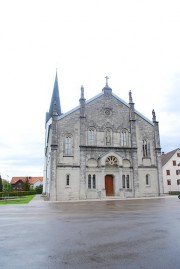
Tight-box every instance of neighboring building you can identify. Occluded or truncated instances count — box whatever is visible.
[11,177,43,191]
[161,148,180,193]
[43,73,163,201]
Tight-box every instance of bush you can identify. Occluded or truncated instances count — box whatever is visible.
[35,185,43,194]
[169,191,180,195]
[8,190,36,196]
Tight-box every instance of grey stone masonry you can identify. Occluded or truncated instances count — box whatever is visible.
[44,76,163,201]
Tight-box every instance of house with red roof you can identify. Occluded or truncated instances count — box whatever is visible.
[161,148,180,193]
[11,176,43,191]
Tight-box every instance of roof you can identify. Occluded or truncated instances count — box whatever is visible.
[46,72,61,122]
[56,91,153,125]
[11,177,43,185]
[161,148,179,166]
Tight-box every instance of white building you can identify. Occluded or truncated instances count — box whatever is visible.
[43,73,163,201]
[161,148,180,193]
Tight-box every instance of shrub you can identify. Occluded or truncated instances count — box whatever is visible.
[7,191,36,197]
[169,191,180,195]
[35,185,43,194]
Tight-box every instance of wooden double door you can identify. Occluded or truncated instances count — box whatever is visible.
[105,175,114,196]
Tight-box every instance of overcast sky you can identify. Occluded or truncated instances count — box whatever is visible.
[0,0,180,181]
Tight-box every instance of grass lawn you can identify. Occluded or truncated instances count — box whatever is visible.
[0,195,36,205]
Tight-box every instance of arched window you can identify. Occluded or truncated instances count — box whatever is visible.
[143,140,148,157]
[66,174,70,186]
[88,174,96,189]
[122,174,130,188]
[88,128,96,145]
[93,175,96,189]
[122,175,126,188]
[126,175,130,188]
[121,129,129,147]
[106,156,118,166]
[64,135,73,155]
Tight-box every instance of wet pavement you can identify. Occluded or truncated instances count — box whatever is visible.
[0,196,180,269]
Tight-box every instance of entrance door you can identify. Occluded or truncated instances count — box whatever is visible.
[105,175,114,196]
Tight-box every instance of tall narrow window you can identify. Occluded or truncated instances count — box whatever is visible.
[146,174,150,185]
[173,160,176,166]
[88,128,95,145]
[64,136,72,155]
[167,179,171,185]
[66,174,70,186]
[126,175,130,188]
[121,129,128,147]
[122,175,125,188]
[88,175,91,189]
[177,179,180,185]
[143,140,148,157]
[88,174,96,189]
[93,175,96,189]
[166,170,170,175]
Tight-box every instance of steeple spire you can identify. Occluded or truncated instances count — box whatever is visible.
[46,71,62,122]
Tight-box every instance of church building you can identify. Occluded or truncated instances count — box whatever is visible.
[43,73,163,201]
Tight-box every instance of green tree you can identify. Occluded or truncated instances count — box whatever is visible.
[25,177,30,191]
[3,179,11,192]
[35,185,43,194]
[0,175,3,192]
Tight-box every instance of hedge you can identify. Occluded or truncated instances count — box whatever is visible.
[0,190,36,198]
[168,191,180,195]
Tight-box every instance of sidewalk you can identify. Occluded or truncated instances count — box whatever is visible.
[29,194,45,204]
[29,194,173,204]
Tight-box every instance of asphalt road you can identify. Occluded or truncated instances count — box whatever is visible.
[0,196,180,269]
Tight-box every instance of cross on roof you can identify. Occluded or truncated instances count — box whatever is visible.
[105,76,109,86]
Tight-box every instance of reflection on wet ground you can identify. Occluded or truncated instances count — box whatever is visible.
[0,196,180,269]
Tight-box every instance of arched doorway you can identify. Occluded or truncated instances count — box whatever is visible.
[105,175,114,196]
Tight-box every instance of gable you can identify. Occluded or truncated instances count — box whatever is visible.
[54,91,153,128]
[161,148,179,166]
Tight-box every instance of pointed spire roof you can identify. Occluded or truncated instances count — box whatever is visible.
[49,71,61,116]
[46,71,61,122]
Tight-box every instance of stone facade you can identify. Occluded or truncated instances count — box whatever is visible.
[43,75,163,201]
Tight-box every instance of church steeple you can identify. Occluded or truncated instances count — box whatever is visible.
[46,71,62,122]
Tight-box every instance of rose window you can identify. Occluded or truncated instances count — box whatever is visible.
[106,156,118,166]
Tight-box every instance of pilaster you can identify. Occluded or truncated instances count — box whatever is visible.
[49,103,58,201]
[79,86,87,199]
[129,91,139,197]
[152,110,163,195]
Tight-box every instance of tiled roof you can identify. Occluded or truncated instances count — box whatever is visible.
[11,177,43,185]
[161,149,179,166]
